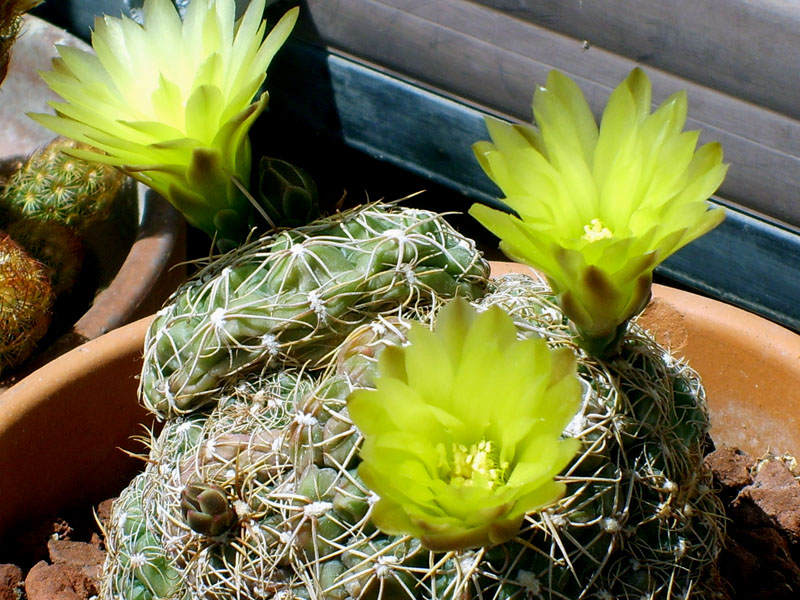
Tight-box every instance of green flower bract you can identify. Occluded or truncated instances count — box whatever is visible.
[347,299,582,551]
[31,0,297,244]
[469,68,727,355]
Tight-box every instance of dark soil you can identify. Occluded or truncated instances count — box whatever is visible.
[0,500,112,600]
[2,447,800,599]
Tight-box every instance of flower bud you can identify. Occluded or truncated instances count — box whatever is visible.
[180,482,237,537]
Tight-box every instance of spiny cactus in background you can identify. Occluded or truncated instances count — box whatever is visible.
[104,272,724,600]
[140,202,489,417]
[0,0,42,85]
[0,137,125,232]
[0,233,53,374]
[6,218,84,295]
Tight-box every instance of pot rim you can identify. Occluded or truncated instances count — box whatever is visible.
[73,185,184,340]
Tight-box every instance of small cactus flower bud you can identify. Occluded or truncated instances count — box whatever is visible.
[180,482,237,538]
[257,157,320,228]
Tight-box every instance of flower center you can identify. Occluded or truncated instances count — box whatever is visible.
[582,218,614,242]
[439,439,508,489]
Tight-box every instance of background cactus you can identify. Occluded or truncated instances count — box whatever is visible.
[0,137,125,232]
[0,233,54,374]
[140,202,489,417]
[103,270,724,600]
[0,0,42,85]
[5,218,84,295]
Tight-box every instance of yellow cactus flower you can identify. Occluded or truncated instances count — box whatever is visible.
[31,0,298,245]
[469,68,727,356]
[347,299,582,551]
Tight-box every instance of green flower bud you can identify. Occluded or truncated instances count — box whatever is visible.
[348,298,582,551]
[257,157,320,228]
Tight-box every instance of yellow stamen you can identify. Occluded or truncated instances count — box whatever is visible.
[582,218,613,242]
[443,439,508,489]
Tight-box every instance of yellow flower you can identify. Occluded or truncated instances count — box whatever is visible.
[469,68,727,356]
[31,0,298,244]
[347,299,581,551]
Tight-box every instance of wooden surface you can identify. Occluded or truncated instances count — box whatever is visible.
[472,0,800,122]
[290,0,800,229]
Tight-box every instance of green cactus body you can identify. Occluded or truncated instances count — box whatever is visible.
[0,137,125,231]
[0,233,54,374]
[104,272,723,600]
[140,202,489,417]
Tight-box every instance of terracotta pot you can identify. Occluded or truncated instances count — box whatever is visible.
[0,316,154,540]
[491,261,800,459]
[638,284,800,459]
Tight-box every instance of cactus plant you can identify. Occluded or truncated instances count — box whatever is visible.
[0,0,43,85]
[0,232,54,374]
[81,13,725,598]
[0,137,125,232]
[140,202,489,417]
[103,270,724,600]
[5,218,85,296]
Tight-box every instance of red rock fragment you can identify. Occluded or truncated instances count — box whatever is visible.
[736,459,800,542]
[705,445,754,490]
[48,539,105,584]
[0,564,24,600]
[24,561,97,600]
